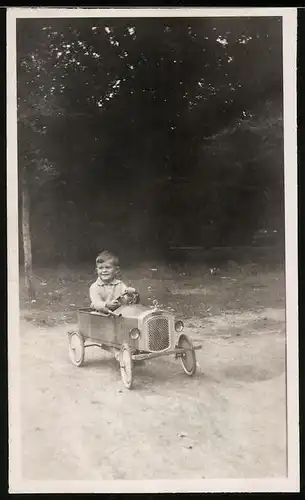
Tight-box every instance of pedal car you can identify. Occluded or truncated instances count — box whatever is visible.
[67,292,202,389]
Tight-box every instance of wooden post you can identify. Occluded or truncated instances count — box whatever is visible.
[22,172,36,300]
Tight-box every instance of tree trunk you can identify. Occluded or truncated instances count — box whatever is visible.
[22,174,36,300]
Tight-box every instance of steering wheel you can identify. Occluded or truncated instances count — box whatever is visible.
[116,290,140,305]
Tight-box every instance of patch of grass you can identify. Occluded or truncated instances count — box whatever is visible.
[19,262,285,328]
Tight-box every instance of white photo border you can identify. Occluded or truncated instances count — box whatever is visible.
[7,7,299,494]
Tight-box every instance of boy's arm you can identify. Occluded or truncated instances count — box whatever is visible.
[116,282,128,304]
[89,283,108,312]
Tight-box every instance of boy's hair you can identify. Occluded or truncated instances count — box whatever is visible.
[96,250,119,267]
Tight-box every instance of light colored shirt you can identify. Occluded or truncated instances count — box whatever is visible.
[89,278,128,311]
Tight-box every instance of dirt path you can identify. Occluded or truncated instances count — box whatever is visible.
[20,306,286,481]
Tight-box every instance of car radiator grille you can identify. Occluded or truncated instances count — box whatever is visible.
[147,317,170,351]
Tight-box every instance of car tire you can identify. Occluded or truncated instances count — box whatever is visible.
[119,343,134,389]
[68,331,85,367]
[178,333,197,376]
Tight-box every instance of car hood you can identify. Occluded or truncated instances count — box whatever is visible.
[116,304,169,320]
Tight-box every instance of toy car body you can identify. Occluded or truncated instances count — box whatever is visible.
[68,300,202,389]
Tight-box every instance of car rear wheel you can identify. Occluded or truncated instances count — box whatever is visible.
[178,334,196,376]
[68,331,85,367]
[119,343,133,389]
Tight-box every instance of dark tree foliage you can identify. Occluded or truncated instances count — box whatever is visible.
[17,16,284,265]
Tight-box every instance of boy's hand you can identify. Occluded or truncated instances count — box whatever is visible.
[126,286,136,295]
[106,299,120,310]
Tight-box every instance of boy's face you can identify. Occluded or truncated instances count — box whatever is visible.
[96,260,117,283]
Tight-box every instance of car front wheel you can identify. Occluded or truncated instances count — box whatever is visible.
[119,343,133,389]
[178,334,197,376]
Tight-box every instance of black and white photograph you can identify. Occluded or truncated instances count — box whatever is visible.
[7,7,299,494]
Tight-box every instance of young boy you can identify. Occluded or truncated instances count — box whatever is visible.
[89,250,139,313]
